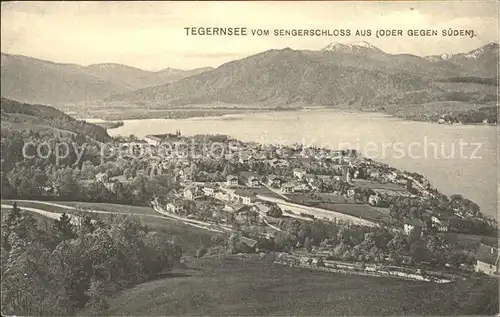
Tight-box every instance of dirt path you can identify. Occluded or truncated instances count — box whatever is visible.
[9,200,169,219]
[1,203,86,225]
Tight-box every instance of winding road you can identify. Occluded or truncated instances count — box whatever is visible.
[1,200,168,225]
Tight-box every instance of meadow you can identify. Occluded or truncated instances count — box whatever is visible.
[2,201,498,316]
[105,256,498,316]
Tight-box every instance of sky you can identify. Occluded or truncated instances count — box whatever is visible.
[1,1,498,71]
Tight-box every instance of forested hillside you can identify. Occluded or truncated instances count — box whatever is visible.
[1,98,111,142]
[1,203,183,315]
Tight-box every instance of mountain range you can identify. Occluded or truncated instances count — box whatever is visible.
[1,42,498,108]
[0,53,212,105]
[109,42,498,107]
[110,47,433,107]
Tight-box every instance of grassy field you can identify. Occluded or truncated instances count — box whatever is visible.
[351,179,407,191]
[105,256,498,316]
[1,200,217,255]
[281,193,391,224]
[53,201,160,216]
[317,203,392,224]
[248,187,283,199]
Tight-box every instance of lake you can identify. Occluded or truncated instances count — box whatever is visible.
[102,110,498,219]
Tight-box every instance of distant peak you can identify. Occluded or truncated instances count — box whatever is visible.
[322,41,382,53]
[440,53,455,60]
[86,63,145,71]
[322,42,346,50]
[463,42,499,59]
[89,63,122,68]
[349,41,376,48]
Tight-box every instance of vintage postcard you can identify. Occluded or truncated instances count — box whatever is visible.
[1,1,498,316]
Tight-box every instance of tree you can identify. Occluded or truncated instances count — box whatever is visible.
[316,257,325,267]
[53,213,76,243]
[210,234,225,246]
[55,172,80,200]
[1,240,61,316]
[6,202,22,227]
[304,237,312,253]
[3,204,39,247]
[469,202,480,217]
[83,278,108,316]
[50,239,93,310]
[196,247,207,258]
[408,226,422,245]
[266,205,283,218]
[80,216,95,235]
[1,172,15,198]
[227,232,242,254]
[221,164,233,178]
[410,239,428,263]
[449,194,463,206]
[387,232,409,255]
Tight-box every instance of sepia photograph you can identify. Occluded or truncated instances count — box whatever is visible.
[0,1,499,316]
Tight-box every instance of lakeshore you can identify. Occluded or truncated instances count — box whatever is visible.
[102,109,498,219]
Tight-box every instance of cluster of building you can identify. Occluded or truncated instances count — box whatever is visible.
[87,133,500,277]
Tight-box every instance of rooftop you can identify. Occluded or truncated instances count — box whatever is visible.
[475,243,499,265]
[240,236,258,248]
[239,171,261,179]
[145,135,162,142]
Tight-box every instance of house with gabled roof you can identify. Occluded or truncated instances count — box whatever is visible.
[226,175,239,188]
[183,185,200,201]
[474,243,499,276]
[431,215,452,232]
[403,219,422,236]
[240,236,258,249]
[95,172,109,183]
[267,174,282,188]
[239,152,254,164]
[293,168,307,179]
[281,181,296,193]
[232,189,257,205]
[239,171,262,188]
[144,135,162,146]
[202,183,219,197]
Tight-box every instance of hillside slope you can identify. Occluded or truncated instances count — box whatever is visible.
[110,48,433,107]
[0,97,110,142]
[109,42,497,108]
[1,53,130,105]
[105,256,499,316]
[311,42,465,78]
[86,63,213,90]
[425,42,499,78]
[0,53,212,105]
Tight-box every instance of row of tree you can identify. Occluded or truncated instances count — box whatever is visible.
[241,218,476,269]
[1,204,183,315]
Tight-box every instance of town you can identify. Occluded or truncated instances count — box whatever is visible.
[44,131,496,282]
